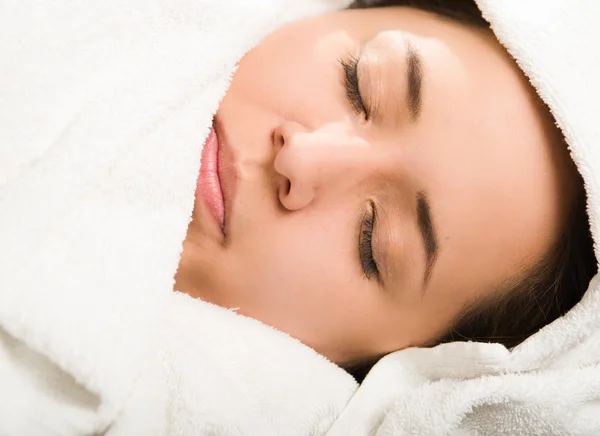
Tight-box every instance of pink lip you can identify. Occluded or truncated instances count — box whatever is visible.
[196,117,237,238]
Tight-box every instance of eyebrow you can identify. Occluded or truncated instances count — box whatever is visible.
[416,192,439,290]
[406,41,424,121]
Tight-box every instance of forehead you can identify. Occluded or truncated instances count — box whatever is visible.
[391,11,572,303]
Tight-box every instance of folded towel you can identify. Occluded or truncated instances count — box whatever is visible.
[108,292,357,436]
[327,0,600,434]
[0,0,357,435]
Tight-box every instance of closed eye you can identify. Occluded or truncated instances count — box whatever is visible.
[359,201,379,280]
[340,53,369,120]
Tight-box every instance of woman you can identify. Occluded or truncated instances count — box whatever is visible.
[3,0,598,433]
[174,0,597,378]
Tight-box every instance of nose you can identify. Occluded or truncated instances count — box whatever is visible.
[273,121,369,211]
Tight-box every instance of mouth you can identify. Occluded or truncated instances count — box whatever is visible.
[196,115,237,240]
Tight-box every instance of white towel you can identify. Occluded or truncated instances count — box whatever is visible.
[327,1,600,435]
[0,0,358,435]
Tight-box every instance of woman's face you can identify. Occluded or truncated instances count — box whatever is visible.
[174,7,575,364]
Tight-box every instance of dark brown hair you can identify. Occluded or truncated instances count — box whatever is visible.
[350,0,488,26]
[346,0,598,383]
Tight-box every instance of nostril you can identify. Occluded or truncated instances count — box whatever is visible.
[273,126,285,153]
[284,179,291,196]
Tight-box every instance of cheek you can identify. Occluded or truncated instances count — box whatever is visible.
[228,24,353,124]
[242,213,352,296]
[229,212,367,326]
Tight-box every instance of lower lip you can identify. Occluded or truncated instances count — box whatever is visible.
[197,124,225,232]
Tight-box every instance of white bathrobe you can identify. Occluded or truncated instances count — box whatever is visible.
[1,0,600,435]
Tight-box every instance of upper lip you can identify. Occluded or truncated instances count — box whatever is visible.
[214,115,237,239]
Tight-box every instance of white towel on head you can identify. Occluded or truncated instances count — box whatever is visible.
[0,0,358,435]
[327,0,600,435]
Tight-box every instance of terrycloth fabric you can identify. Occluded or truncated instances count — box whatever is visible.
[0,0,357,435]
[327,1,600,435]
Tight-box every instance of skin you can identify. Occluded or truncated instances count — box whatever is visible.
[174,7,577,365]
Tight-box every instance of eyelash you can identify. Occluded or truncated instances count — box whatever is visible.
[359,202,379,280]
[339,54,369,120]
